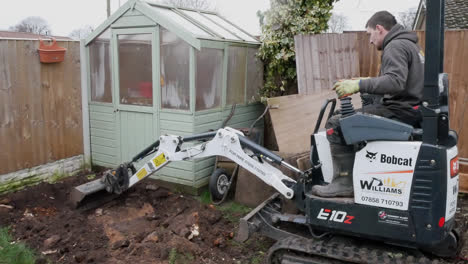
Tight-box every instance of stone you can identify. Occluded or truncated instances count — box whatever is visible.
[145,184,159,191]
[167,212,198,238]
[95,209,103,217]
[0,198,11,204]
[143,231,159,243]
[43,235,61,249]
[145,213,160,221]
[111,239,130,250]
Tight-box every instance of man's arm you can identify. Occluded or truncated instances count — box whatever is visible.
[359,44,410,95]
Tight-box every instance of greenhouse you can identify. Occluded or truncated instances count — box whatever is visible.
[83,0,264,190]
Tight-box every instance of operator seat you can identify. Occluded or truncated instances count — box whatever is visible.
[339,113,414,145]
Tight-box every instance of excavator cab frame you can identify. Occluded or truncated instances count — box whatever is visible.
[237,0,461,261]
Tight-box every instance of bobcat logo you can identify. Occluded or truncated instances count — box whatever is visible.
[366,151,378,162]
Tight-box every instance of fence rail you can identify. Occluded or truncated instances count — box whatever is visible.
[0,39,83,175]
[295,30,468,159]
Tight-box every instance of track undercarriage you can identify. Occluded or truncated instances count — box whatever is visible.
[237,193,460,264]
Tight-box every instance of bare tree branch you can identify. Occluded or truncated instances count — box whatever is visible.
[398,7,417,30]
[327,13,348,33]
[9,16,51,35]
[69,25,94,40]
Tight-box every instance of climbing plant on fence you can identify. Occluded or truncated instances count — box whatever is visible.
[258,0,337,98]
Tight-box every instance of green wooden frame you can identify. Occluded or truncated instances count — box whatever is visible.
[135,1,201,50]
[85,0,260,48]
[111,27,160,164]
[86,35,114,107]
[112,27,158,113]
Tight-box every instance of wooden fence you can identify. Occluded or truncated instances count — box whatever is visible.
[294,33,360,94]
[295,30,468,159]
[0,39,83,175]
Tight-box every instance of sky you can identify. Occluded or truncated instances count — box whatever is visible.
[0,0,420,37]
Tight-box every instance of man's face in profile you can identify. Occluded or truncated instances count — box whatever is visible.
[366,24,386,51]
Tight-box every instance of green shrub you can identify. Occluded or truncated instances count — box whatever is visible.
[0,227,36,264]
[258,0,337,97]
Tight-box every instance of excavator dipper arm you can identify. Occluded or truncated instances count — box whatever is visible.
[128,127,296,198]
[71,127,297,208]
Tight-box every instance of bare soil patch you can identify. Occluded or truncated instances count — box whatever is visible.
[0,173,467,263]
[0,173,272,264]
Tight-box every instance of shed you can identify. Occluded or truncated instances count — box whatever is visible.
[82,0,264,190]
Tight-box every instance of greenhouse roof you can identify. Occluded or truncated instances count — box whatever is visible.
[85,0,260,48]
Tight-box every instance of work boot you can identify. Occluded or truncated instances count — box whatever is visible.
[311,144,355,197]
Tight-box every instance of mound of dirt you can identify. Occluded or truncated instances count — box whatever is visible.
[0,174,272,263]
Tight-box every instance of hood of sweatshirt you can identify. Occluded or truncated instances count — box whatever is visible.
[382,24,418,49]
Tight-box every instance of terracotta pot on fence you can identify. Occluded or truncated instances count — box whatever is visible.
[38,38,66,63]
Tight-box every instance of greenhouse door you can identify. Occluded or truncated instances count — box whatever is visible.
[112,28,159,164]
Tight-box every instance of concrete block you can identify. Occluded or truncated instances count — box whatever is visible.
[0,155,84,193]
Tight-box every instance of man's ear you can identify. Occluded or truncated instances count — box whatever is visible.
[375,24,385,33]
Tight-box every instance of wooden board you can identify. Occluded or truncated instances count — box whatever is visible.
[458,162,467,193]
[234,152,308,207]
[461,162,468,173]
[460,173,468,193]
[266,92,362,154]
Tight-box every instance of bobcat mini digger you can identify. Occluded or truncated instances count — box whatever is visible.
[71,0,461,262]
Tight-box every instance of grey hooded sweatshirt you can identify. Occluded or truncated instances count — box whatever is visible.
[359,24,425,111]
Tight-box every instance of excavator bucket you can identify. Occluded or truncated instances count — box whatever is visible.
[69,178,108,208]
[71,165,133,210]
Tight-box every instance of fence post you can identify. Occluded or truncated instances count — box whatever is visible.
[80,40,91,167]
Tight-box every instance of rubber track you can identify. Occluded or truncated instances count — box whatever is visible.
[268,235,445,264]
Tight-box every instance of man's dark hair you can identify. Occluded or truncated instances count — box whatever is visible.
[365,11,397,31]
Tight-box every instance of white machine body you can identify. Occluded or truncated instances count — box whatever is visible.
[445,146,459,221]
[353,141,422,211]
[314,131,333,183]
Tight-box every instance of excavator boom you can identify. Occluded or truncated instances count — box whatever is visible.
[71,127,298,208]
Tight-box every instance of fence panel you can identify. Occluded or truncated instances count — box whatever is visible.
[294,33,360,94]
[0,39,83,175]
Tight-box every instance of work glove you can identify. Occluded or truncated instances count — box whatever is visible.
[333,78,369,98]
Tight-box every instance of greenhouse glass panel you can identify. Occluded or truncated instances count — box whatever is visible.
[226,46,246,105]
[151,6,212,38]
[195,48,223,111]
[204,14,258,42]
[118,34,153,106]
[181,10,240,40]
[246,47,263,103]
[89,28,112,103]
[160,27,190,110]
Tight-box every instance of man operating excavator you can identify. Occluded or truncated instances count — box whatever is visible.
[311,11,425,198]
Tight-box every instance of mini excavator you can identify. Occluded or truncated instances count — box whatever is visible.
[71,0,462,262]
